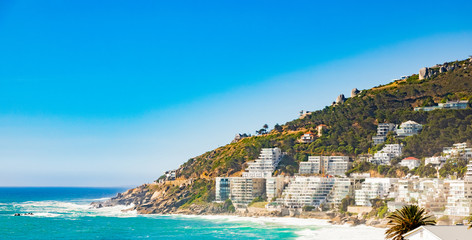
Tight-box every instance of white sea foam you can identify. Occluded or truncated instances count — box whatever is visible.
[13,201,137,218]
[172,214,333,226]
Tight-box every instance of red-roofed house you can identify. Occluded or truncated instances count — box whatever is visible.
[400,157,420,170]
[300,131,315,143]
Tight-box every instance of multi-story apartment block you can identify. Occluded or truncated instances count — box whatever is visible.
[466,159,472,181]
[418,179,448,214]
[327,178,355,205]
[372,123,396,145]
[369,144,403,165]
[215,177,231,202]
[395,179,420,203]
[355,178,398,206]
[444,180,472,217]
[279,176,336,208]
[265,176,286,200]
[299,156,349,176]
[229,178,266,207]
[242,148,282,178]
[395,120,423,137]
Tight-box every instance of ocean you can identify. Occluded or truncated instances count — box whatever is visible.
[0,187,385,239]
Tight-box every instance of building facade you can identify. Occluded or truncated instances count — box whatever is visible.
[242,148,282,178]
[229,178,266,207]
[299,156,349,176]
[355,178,398,206]
[369,144,403,165]
[279,176,336,208]
[400,157,421,170]
[372,123,396,145]
[215,177,231,202]
[395,120,423,137]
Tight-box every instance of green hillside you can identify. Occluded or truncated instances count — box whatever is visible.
[135,57,472,212]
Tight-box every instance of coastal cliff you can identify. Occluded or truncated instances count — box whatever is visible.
[93,57,472,225]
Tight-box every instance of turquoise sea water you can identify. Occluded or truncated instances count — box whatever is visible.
[0,187,384,239]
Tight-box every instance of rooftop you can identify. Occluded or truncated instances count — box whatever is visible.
[403,225,472,240]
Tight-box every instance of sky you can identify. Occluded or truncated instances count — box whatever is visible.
[1,0,472,186]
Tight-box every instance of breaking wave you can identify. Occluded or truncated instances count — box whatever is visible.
[10,200,137,218]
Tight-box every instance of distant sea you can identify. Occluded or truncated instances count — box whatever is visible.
[0,187,384,239]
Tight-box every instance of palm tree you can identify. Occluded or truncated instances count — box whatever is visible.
[385,205,436,240]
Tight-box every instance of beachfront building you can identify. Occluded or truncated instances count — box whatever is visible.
[242,148,282,178]
[414,100,469,111]
[229,178,266,207]
[369,144,403,165]
[299,156,350,176]
[327,178,355,206]
[400,157,421,170]
[372,123,396,145]
[265,176,286,200]
[395,120,423,137]
[355,178,398,206]
[215,177,231,202]
[279,176,336,208]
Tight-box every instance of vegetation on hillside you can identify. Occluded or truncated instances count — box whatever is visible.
[171,58,472,205]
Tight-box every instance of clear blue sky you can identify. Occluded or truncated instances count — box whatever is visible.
[1,0,472,186]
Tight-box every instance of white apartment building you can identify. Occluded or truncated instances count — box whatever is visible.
[400,157,421,170]
[425,156,447,167]
[299,156,349,176]
[355,178,398,206]
[279,176,336,208]
[265,176,286,200]
[369,144,403,165]
[444,180,472,217]
[443,142,472,160]
[215,177,231,202]
[466,160,472,181]
[377,123,396,136]
[229,178,266,207]
[242,148,282,178]
[372,123,396,145]
[395,120,423,137]
[418,179,448,214]
[395,179,420,203]
[327,178,354,205]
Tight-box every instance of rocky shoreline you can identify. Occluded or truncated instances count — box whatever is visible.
[90,184,389,229]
